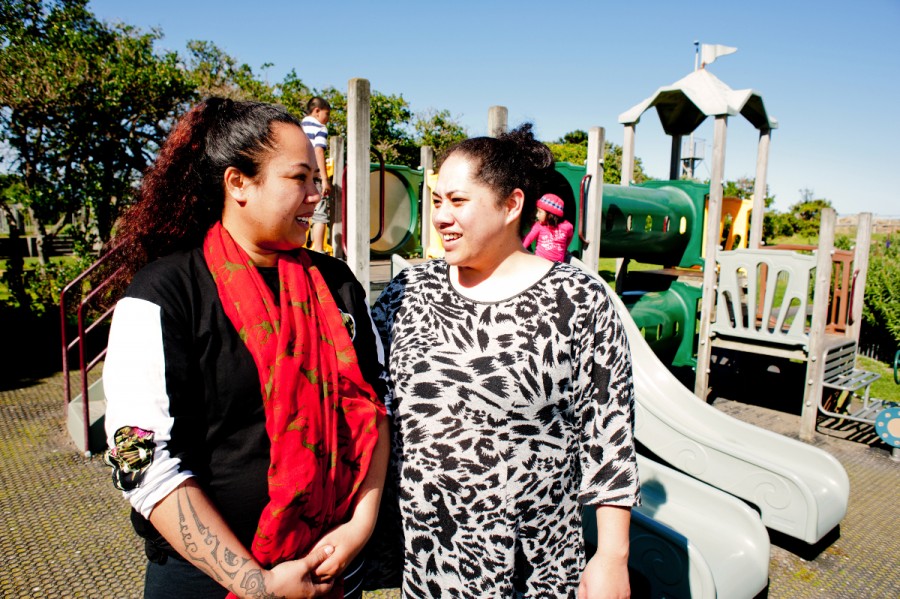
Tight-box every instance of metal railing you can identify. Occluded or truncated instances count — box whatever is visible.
[59,247,121,454]
[370,150,386,244]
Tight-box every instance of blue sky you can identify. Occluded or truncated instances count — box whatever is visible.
[88,0,900,217]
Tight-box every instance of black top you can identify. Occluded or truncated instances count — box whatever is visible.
[116,248,386,558]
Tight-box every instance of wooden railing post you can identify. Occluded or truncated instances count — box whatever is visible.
[847,212,872,346]
[488,106,508,138]
[347,78,371,297]
[583,127,605,274]
[800,208,836,440]
[749,129,771,249]
[694,115,728,400]
[420,146,434,258]
[329,135,345,260]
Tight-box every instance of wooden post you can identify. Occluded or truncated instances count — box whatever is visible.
[621,124,636,186]
[420,146,435,259]
[749,128,771,249]
[669,134,683,180]
[329,135,345,261]
[616,124,637,281]
[584,127,605,274]
[800,208,836,441]
[847,212,872,346]
[347,78,371,297]
[694,116,728,400]
[488,106,508,137]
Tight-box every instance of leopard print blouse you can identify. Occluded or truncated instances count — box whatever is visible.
[372,259,640,598]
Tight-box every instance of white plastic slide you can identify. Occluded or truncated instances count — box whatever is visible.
[569,257,850,544]
[390,255,770,598]
[585,455,770,599]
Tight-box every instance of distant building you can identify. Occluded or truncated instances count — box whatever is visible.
[835,214,900,236]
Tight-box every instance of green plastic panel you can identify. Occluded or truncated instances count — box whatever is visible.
[634,180,709,269]
[369,163,422,256]
[549,165,706,268]
[624,281,702,369]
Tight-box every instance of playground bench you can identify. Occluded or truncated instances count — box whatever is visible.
[821,340,881,414]
[819,339,900,459]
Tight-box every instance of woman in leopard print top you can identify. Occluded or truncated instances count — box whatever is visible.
[372,124,640,598]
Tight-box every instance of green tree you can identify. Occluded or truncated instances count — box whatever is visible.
[181,45,465,171]
[788,189,832,239]
[0,0,194,258]
[369,91,415,164]
[561,130,588,145]
[762,212,796,243]
[547,131,648,185]
[0,174,28,305]
[603,142,649,185]
[310,89,414,164]
[414,109,467,159]
[274,69,313,118]
[184,40,273,102]
[861,240,900,352]
[308,89,467,169]
[723,177,756,200]
[546,141,587,166]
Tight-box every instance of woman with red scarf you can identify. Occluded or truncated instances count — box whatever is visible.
[102,99,388,599]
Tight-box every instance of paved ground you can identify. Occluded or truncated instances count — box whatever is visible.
[1,369,897,598]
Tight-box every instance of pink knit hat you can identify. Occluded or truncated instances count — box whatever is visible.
[536,193,565,217]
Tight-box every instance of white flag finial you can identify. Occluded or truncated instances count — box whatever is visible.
[701,44,738,68]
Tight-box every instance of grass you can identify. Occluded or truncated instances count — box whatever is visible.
[856,355,900,402]
[598,257,665,284]
[0,256,79,302]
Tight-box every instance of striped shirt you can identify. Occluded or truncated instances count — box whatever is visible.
[301,116,328,150]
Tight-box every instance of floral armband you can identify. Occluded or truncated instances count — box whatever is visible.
[103,426,156,492]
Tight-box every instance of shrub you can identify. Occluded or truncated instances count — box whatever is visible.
[860,240,900,358]
[2,256,95,316]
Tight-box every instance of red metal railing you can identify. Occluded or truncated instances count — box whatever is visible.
[370,150,386,243]
[59,248,121,454]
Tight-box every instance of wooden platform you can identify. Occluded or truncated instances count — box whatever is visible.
[711,331,850,361]
[637,267,703,280]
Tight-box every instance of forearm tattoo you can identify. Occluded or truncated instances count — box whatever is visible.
[239,569,278,598]
[175,487,282,598]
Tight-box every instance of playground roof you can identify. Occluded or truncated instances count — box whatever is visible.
[618,69,778,135]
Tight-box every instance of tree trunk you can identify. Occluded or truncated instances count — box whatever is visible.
[95,196,112,244]
[34,222,48,265]
[34,212,72,263]
[1,204,28,307]
[30,207,57,265]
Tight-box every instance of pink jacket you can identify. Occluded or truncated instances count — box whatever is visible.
[522,220,574,262]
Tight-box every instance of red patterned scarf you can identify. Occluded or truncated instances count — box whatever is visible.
[203,222,384,572]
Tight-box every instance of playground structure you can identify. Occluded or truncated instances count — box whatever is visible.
[58,72,899,598]
[320,72,899,451]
